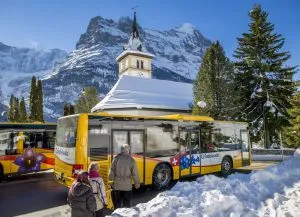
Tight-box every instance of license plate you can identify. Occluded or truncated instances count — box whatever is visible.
[56,173,61,180]
[56,173,63,181]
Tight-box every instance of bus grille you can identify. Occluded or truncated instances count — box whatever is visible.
[90,148,108,161]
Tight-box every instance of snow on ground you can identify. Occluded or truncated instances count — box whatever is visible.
[110,150,300,217]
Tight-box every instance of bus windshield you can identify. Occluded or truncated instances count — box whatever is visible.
[56,116,78,148]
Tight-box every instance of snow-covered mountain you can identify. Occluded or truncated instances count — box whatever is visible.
[0,42,67,73]
[0,42,67,118]
[41,16,211,120]
[1,16,211,120]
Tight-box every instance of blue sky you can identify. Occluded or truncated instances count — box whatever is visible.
[1,0,299,79]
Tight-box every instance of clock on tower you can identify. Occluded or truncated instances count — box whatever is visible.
[137,72,144,77]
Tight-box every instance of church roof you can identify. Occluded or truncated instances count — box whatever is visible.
[91,75,193,112]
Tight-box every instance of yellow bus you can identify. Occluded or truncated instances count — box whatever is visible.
[54,113,251,201]
[0,122,56,181]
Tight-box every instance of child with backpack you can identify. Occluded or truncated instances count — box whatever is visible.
[88,162,108,217]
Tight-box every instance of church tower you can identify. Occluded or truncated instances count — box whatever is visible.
[116,12,154,79]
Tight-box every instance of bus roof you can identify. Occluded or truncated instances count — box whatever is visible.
[0,122,56,125]
[0,122,56,130]
[59,112,249,124]
[83,112,214,122]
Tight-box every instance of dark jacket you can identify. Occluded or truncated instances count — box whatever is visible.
[67,183,97,217]
[109,152,140,191]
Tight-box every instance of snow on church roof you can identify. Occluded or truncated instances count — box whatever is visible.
[91,75,193,112]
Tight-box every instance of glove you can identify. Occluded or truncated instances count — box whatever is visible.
[134,183,140,189]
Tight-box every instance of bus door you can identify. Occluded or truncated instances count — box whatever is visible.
[88,124,111,183]
[112,130,145,184]
[179,129,200,177]
[240,130,251,166]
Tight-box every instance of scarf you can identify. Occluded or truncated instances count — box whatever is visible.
[89,170,100,178]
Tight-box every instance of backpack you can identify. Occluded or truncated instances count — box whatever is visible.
[91,180,105,210]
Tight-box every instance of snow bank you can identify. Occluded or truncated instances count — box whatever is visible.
[110,151,300,217]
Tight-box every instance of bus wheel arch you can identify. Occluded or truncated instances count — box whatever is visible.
[152,162,173,189]
[221,156,233,177]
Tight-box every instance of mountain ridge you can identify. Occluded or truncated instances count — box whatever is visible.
[1,15,212,121]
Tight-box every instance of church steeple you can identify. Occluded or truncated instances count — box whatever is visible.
[132,11,139,38]
[116,11,154,79]
[123,11,142,51]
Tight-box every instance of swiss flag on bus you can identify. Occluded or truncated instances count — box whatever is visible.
[170,152,187,167]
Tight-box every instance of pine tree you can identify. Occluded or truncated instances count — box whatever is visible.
[282,91,300,148]
[36,79,44,122]
[63,103,75,116]
[193,41,237,120]
[14,97,20,122]
[63,104,69,116]
[75,87,99,113]
[8,95,15,122]
[69,104,75,115]
[29,76,37,122]
[234,5,296,147]
[19,97,27,122]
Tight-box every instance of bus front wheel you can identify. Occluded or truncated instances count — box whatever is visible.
[152,163,172,189]
[221,156,232,177]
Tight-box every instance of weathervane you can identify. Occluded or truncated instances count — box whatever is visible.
[131,5,139,12]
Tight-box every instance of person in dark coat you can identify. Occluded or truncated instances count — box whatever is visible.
[67,171,97,217]
[109,144,140,209]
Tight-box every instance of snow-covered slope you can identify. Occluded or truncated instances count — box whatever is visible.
[0,42,67,73]
[0,42,67,118]
[41,16,211,120]
[110,150,300,217]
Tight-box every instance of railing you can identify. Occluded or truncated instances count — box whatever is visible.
[251,148,296,161]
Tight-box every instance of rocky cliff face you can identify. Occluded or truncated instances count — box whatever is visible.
[41,16,211,120]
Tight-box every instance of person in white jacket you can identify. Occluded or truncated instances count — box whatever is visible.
[88,162,107,217]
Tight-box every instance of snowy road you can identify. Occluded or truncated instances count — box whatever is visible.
[0,172,169,217]
[0,157,298,217]
[0,172,68,217]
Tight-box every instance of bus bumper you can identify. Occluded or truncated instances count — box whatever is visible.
[54,171,73,187]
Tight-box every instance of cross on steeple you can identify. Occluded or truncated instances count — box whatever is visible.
[132,11,139,38]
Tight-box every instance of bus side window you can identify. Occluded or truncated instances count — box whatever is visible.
[130,131,143,155]
[44,131,55,149]
[24,132,39,148]
[4,132,17,155]
[112,131,128,155]
[0,132,8,156]
[36,133,43,148]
